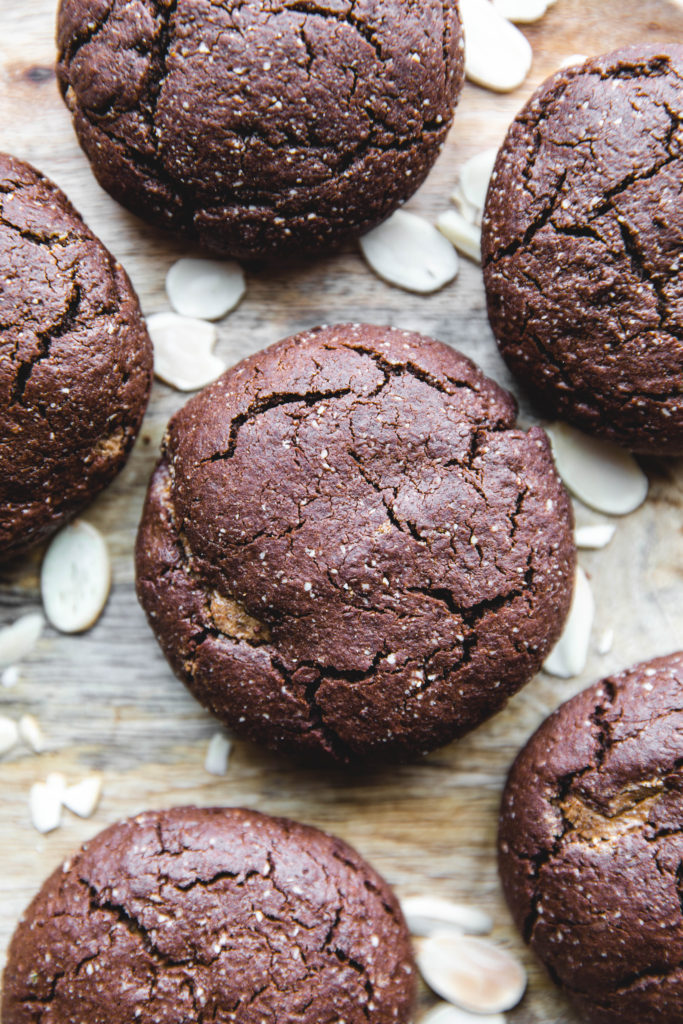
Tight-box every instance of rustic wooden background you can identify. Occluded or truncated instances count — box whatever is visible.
[1,1,683,1019]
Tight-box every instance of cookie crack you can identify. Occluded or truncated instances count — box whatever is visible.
[199,386,352,465]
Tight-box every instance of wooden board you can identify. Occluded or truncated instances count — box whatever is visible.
[1,1,683,1019]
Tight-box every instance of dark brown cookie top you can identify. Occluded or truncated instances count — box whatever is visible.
[56,0,464,259]
[0,152,152,562]
[499,651,683,1024]
[136,323,575,762]
[2,806,416,1024]
[482,44,683,455]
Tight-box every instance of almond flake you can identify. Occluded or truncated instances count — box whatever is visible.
[543,566,594,679]
[574,524,616,549]
[401,896,493,937]
[546,422,648,515]
[360,210,459,293]
[460,0,532,92]
[492,0,548,22]
[19,713,46,753]
[417,931,527,1014]
[437,209,482,263]
[204,732,232,776]
[0,716,19,756]
[41,520,111,634]
[0,613,44,669]
[63,776,103,818]
[148,312,226,392]
[459,149,499,215]
[29,773,66,834]
[421,1002,506,1024]
[166,257,246,321]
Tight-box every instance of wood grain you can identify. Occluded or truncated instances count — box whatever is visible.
[1,1,683,1020]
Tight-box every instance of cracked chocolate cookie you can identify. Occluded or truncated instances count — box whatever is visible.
[56,0,464,260]
[0,153,152,563]
[499,651,683,1024]
[482,44,683,455]
[135,323,575,762]
[2,806,416,1024]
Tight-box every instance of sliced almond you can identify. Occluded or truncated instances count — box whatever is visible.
[597,628,614,655]
[421,1002,506,1024]
[0,715,19,756]
[559,52,589,69]
[204,732,232,776]
[492,0,548,23]
[360,210,459,294]
[1,665,20,688]
[0,613,44,669]
[417,932,527,1014]
[574,523,616,549]
[29,773,66,834]
[41,520,111,634]
[436,209,482,263]
[148,312,226,392]
[166,257,246,321]
[460,0,533,92]
[401,896,493,937]
[63,776,102,818]
[545,422,648,515]
[19,713,46,753]
[450,183,480,226]
[543,566,594,679]
[459,148,499,218]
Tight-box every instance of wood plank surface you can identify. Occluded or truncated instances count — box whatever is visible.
[1,1,683,1020]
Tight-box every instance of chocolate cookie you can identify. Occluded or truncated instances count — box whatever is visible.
[2,806,416,1024]
[136,323,575,762]
[56,0,464,260]
[499,651,683,1024]
[0,153,152,562]
[482,45,683,454]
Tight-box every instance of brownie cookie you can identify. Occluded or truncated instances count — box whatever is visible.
[136,323,575,762]
[0,153,152,562]
[2,806,416,1024]
[482,45,683,454]
[56,0,464,260]
[499,651,683,1024]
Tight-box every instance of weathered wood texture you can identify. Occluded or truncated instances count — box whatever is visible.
[1,1,683,1020]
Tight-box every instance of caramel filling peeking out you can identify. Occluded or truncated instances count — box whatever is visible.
[559,780,666,843]
[210,592,271,644]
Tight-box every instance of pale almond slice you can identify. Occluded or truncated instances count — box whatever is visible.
[148,312,226,392]
[63,775,102,818]
[574,524,617,549]
[0,715,19,756]
[492,0,548,23]
[41,521,111,634]
[543,566,594,679]
[450,183,480,226]
[1,665,20,688]
[29,773,66,834]
[597,628,614,656]
[0,612,44,669]
[19,713,46,753]
[360,210,459,294]
[166,257,246,321]
[559,52,588,69]
[401,896,493,937]
[459,148,499,217]
[460,0,532,92]
[436,209,482,264]
[421,1002,506,1024]
[545,422,648,515]
[204,732,232,776]
[417,932,527,1014]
